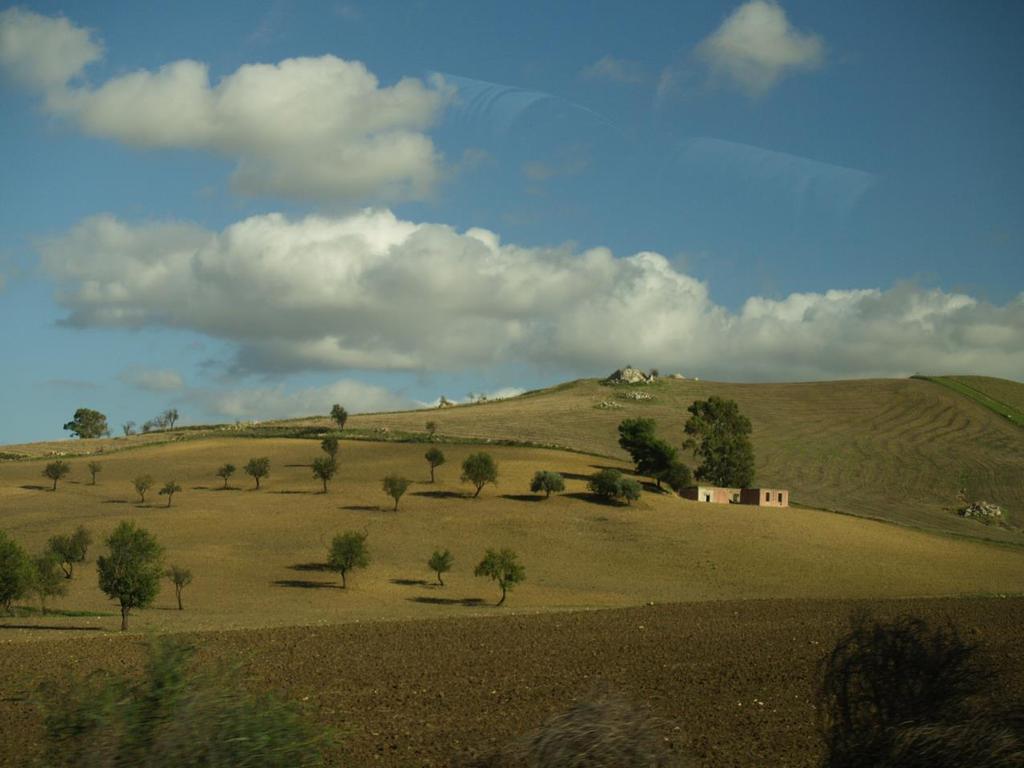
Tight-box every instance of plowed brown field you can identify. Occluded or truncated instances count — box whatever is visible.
[2,597,1023,767]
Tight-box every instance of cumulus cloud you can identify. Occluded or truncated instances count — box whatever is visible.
[581,55,646,85]
[0,8,448,201]
[198,379,417,421]
[120,368,185,392]
[696,0,824,95]
[37,209,1024,383]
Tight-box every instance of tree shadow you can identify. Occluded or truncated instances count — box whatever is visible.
[102,499,130,504]
[412,490,466,499]
[341,504,382,512]
[500,494,546,503]
[564,492,627,507]
[390,578,431,586]
[270,579,340,590]
[0,624,102,632]
[270,490,315,495]
[284,463,313,468]
[558,472,592,482]
[288,563,333,573]
[19,484,49,491]
[408,596,486,607]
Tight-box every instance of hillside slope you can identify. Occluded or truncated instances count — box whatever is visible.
[333,377,1024,543]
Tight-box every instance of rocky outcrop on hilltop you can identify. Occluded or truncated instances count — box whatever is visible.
[603,366,656,385]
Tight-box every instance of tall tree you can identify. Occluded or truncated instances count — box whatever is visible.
[162,408,179,428]
[62,408,109,439]
[330,404,348,430]
[0,532,32,614]
[97,521,163,631]
[683,397,755,487]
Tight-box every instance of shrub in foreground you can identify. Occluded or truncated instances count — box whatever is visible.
[36,636,326,767]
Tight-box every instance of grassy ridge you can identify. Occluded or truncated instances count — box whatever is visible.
[914,375,1024,427]
[332,377,1024,543]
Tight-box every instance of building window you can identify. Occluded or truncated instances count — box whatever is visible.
[705,494,711,502]
[778,492,783,502]
[765,492,770,502]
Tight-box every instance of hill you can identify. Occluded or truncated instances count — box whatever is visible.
[315,376,1024,544]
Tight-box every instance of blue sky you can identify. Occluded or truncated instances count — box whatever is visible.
[1,0,1022,444]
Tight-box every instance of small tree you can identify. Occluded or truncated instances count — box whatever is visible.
[588,468,624,501]
[133,475,154,503]
[162,408,179,429]
[461,452,498,498]
[245,457,270,489]
[86,461,102,485]
[312,457,337,494]
[63,408,109,439]
[122,421,137,437]
[164,565,193,610]
[43,460,71,491]
[97,521,163,631]
[620,477,642,505]
[474,548,525,606]
[530,470,565,499]
[216,463,236,489]
[383,474,411,511]
[424,447,446,482]
[0,532,32,614]
[159,480,182,507]
[321,435,340,459]
[330,404,348,430]
[327,531,369,589]
[30,553,67,612]
[47,526,92,578]
[428,548,454,586]
[425,420,438,440]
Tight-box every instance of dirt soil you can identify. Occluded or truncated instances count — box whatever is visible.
[2,596,1022,767]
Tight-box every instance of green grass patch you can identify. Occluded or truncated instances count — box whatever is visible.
[10,606,114,618]
[913,376,1024,428]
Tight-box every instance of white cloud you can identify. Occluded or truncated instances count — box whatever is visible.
[198,379,417,421]
[0,9,448,201]
[696,1,824,95]
[38,209,1024,383]
[120,368,185,392]
[581,55,646,85]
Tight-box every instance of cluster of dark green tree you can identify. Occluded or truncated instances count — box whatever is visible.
[617,396,756,493]
[63,407,184,439]
[327,532,524,606]
[1,523,191,631]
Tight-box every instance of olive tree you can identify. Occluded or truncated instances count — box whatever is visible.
[0,532,32,614]
[47,526,92,578]
[133,474,154,503]
[424,447,446,482]
[164,565,193,610]
[428,549,454,586]
[87,461,102,485]
[63,408,109,439]
[30,553,67,612]
[245,457,270,489]
[330,404,348,430]
[382,474,411,511]
[530,470,565,498]
[327,531,369,589]
[321,435,340,459]
[474,548,525,606]
[159,480,182,507]
[97,521,163,631]
[43,460,71,491]
[461,452,498,498]
[216,463,236,489]
[588,469,642,505]
[312,457,337,494]
[425,420,438,440]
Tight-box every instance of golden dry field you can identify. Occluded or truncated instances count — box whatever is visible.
[321,376,1024,543]
[1,437,1022,641]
